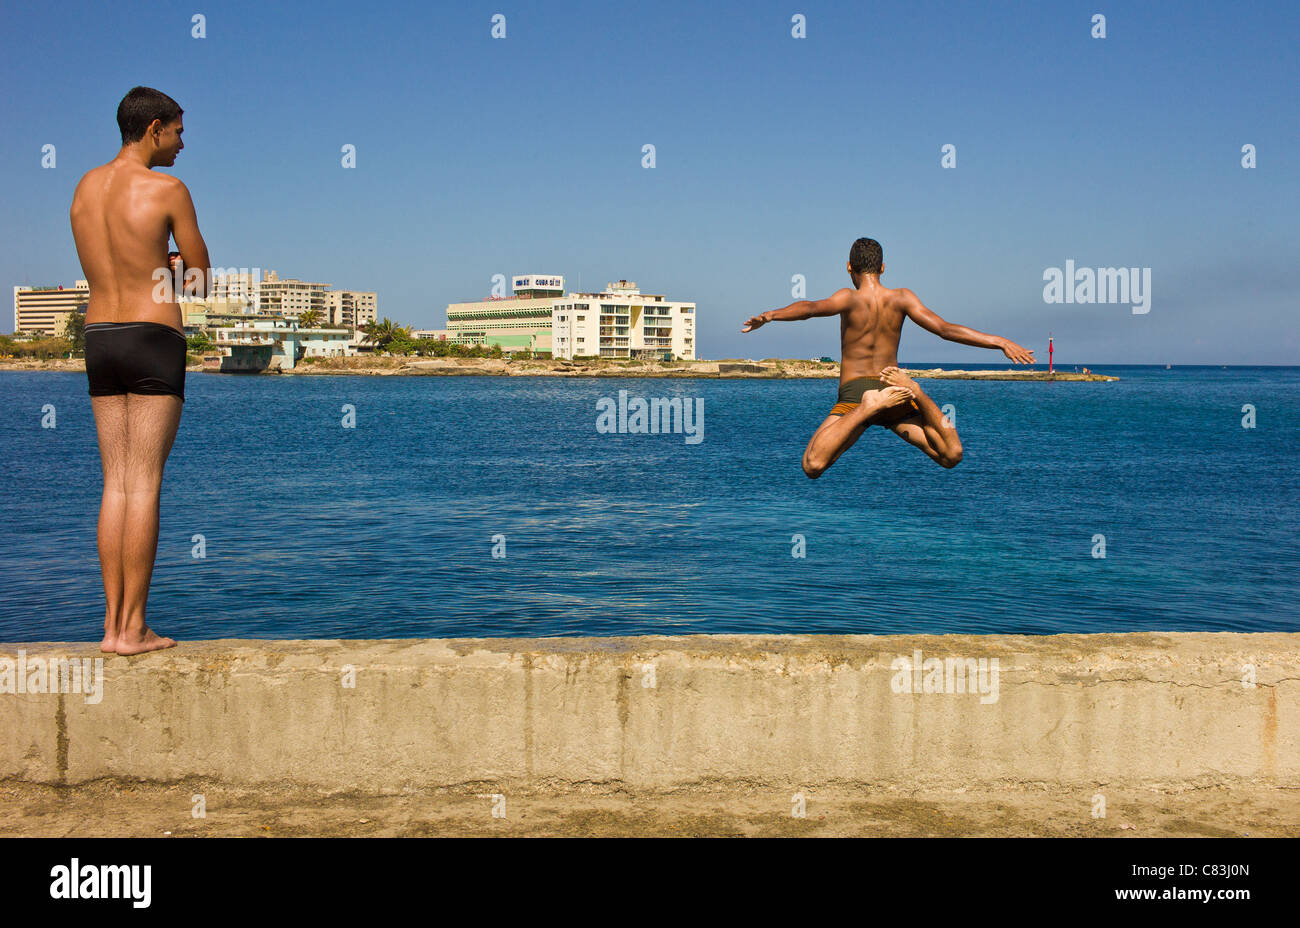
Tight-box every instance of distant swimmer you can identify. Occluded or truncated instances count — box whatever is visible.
[742,237,1034,478]
[69,87,211,654]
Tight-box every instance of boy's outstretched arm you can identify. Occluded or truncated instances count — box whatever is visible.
[900,288,1035,363]
[742,288,853,332]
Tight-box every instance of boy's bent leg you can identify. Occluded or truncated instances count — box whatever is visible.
[802,385,914,478]
[117,393,183,655]
[880,368,963,468]
[887,415,962,467]
[91,395,129,651]
[802,414,870,479]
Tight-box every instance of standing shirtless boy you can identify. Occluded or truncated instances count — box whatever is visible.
[69,86,210,653]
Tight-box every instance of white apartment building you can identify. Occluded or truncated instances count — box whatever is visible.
[553,280,694,360]
[442,275,696,359]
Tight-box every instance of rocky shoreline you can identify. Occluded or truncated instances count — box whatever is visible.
[0,356,1119,381]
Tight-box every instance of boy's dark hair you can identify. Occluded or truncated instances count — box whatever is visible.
[849,237,883,275]
[116,86,184,144]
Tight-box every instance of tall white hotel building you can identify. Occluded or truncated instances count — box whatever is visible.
[431,275,696,360]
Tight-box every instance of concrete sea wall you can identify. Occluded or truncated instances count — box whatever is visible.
[1,634,1295,792]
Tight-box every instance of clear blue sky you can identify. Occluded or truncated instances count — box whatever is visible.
[2,0,1296,362]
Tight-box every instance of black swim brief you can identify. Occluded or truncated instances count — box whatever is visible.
[85,321,187,402]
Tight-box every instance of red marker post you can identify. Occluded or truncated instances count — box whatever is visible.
[1048,335,1054,374]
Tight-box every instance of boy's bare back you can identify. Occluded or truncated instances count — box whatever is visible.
[69,159,203,333]
[835,283,913,382]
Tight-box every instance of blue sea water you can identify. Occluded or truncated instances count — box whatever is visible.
[1,365,1297,640]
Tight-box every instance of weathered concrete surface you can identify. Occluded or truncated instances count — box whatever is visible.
[2,635,1295,796]
[3,779,1292,837]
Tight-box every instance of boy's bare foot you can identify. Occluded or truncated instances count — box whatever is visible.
[879,366,919,392]
[859,384,915,417]
[101,618,118,653]
[880,384,914,407]
[115,628,177,656]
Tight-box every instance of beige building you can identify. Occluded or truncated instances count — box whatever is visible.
[257,270,330,321]
[181,299,264,328]
[13,281,90,336]
[442,275,696,359]
[209,271,261,311]
[12,267,379,336]
[208,270,376,326]
[325,289,378,328]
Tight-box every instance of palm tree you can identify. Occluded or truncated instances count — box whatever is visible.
[299,308,322,328]
[360,319,384,348]
[361,317,405,351]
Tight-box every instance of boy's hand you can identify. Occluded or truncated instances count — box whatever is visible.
[742,311,769,333]
[1000,339,1035,364]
